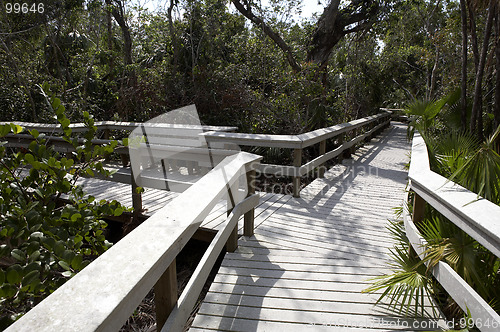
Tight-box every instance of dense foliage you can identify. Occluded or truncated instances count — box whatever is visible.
[1,0,497,136]
[0,87,128,328]
[1,0,500,328]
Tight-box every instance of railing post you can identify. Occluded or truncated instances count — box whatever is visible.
[131,170,143,218]
[350,129,358,155]
[412,193,426,225]
[154,259,178,331]
[226,218,238,252]
[292,148,302,198]
[410,192,426,257]
[318,140,326,178]
[244,169,256,237]
[226,180,239,252]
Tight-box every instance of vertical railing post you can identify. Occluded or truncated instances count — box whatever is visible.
[244,169,256,237]
[349,128,358,155]
[318,140,326,178]
[154,259,178,331]
[131,169,143,219]
[409,192,426,257]
[292,148,302,198]
[226,180,239,252]
[412,193,426,225]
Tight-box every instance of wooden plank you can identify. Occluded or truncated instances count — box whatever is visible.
[409,133,500,258]
[195,303,443,330]
[6,152,261,332]
[404,201,500,332]
[162,194,259,332]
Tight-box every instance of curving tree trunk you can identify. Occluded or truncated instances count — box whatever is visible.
[231,0,378,83]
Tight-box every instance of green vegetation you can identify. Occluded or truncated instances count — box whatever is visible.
[1,0,500,329]
[364,95,500,328]
[0,86,128,328]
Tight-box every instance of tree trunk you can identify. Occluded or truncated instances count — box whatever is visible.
[230,0,301,73]
[168,0,179,72]
[467,1,480,71]
[429,47,439,100]
[231,0,378,83]
[495,7,500,130]
[460,0,468,131]
[470,0,496,140]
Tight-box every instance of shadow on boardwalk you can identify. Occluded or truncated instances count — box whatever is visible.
[190,123,446,331]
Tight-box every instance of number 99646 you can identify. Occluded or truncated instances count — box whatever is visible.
[5,3,44,14]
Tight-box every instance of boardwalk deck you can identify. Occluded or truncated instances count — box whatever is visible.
[75,123,446,331]
[189,123,446,331]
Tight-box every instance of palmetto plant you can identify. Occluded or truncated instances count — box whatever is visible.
[367,95,500,323]
[363,217,437,318]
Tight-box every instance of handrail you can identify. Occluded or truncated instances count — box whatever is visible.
[203,111,391,196]
[3,111,392,198]
[0,121,237,134]
[408,133,500,257]
[6,151,262,332]
[405,132,500,331]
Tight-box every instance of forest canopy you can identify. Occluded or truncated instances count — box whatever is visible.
[0,0,499,137]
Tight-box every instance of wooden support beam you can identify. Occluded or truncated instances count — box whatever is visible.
[154,259,178,331]
[409,192,426,258]
[412,193,426,225]
[131,170,143,218]
[244,169,256,237]
[318,140,326,178]
[292,148,302,198]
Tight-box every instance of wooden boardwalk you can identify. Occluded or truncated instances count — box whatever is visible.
[189,123,446,331]
[76,123,446,331]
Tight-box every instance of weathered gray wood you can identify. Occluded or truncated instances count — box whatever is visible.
[404,201,500,332]
[318,139,326,178]
[191,124,446,332]
[244,170,256,236]
[162,194,259,332]
[409,133,500,258]
[6,152,261,332]
[292,148,302,197]
[154,259,177,330]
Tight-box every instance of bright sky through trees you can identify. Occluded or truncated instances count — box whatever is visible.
[133,0,323,20]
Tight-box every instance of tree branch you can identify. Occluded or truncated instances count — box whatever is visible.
[231,0,301,72]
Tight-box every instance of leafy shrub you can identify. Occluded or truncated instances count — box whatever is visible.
[0,86,128,328]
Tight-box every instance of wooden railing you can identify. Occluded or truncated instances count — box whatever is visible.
[405,133,500,332]
[6,151,262,332]
[3,112,391,199]
[203,111,391,197]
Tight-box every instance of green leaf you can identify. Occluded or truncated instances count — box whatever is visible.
[71,213,82,222]
[24,153,35,164]
[6,268,21,284]
[58,261,71,271]
[10,124,23,134]
[0,244,10,257]
[0,124,11,137]
[1,283,16,297]
[11,249,26,262]
[0,270,5,284]
[30,129,40,138]
[22,270,40,288]
[113,207,124,216]
[71,255,83,271]
[29,250,41,262]
[61,118,70,128]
